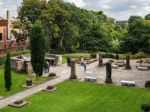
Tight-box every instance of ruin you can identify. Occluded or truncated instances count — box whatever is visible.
[11,54,62,74]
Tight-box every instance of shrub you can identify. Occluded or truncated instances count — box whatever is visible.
[119,54,126,59]
[141,104,150,112]
[145,81,150,88]
[106,53,116,58]
[98,52,107,58]
[90,53,97,58]
[133,52,146,59]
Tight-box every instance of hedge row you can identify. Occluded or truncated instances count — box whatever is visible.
[97,52,149,59]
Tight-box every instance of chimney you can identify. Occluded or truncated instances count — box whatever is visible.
[7,10,11,40]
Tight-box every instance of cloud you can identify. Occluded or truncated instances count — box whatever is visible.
[64,0,86,7]
[102,4,111,10]
[145,6,150,11]
[130,5,137,8]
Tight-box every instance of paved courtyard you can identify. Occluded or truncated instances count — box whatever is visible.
[76,59,150,88]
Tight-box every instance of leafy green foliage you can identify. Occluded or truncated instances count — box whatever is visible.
[18,0,150,54]
[30,20,45,78]
[120,18,150,53]
[145,14,150,20]
[80,24,111,52]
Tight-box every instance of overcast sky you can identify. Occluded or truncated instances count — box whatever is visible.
[0,0,150,20]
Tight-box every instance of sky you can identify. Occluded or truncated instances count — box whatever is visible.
[0,0,150,20]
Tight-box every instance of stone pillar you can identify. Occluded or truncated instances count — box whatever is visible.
[98,54,103,66]
[26,79,32,86]
[67,57,71,67]
[105,62,113,84]
[116,54,119,60]
[16,61,23,72]
[69,61,77,80]
[96,53,99,59]
[125,55,131,70]
[25,62,33,74]
[57,55,62,65]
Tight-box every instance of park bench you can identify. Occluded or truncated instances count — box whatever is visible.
[121,80,135,87]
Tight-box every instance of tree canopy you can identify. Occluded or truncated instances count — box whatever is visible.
[18,0,150,54]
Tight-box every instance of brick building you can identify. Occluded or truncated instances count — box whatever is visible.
[0,11,28,54]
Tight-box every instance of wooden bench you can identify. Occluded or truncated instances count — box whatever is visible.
[121,80,135,87]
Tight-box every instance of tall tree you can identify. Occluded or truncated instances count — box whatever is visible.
[30,20,45,79]
[145,14,150,20]
[4,52,12,91]
[120,19,150,53]
[128,16,143,24]
[79,23,111,52]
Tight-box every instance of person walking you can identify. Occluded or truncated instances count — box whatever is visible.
[83,61,87,72]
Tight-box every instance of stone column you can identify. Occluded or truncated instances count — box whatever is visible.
[25,62,33,74]
[69,61,77,80]
[16,61,23,72]
[98,54,103,67]
[125,55,131,70]
[105,62,113,84]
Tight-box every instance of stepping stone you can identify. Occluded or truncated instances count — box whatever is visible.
[9,100,28,108]
[22,85,35,89]
[42,86,57,92]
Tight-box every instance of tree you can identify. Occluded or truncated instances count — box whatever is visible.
[120,19,150,53]
[4,52,12,91]
[128,16,143,24]
[79,23,111,52]
[30,20,45,79]
[145,14,150,20]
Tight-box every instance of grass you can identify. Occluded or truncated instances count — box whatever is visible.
[0,66,51,97]
[63,53,90,58]
[62,53,91,64]
[1,81,149,112]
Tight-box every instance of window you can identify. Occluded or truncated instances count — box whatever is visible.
[0,33,2,41]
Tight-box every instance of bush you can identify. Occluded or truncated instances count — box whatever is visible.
[98,52,107,58]
[106,53,116,59]
[90,53,97,58]
[141,104,150,112]
[145,81,150,88]
[133,52,146,59]
[119,54,126,59]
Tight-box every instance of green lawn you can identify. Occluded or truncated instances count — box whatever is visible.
[0,66,51,97]
[62,53,91,64]
[63,53,90,58]
[1,81,149,112]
